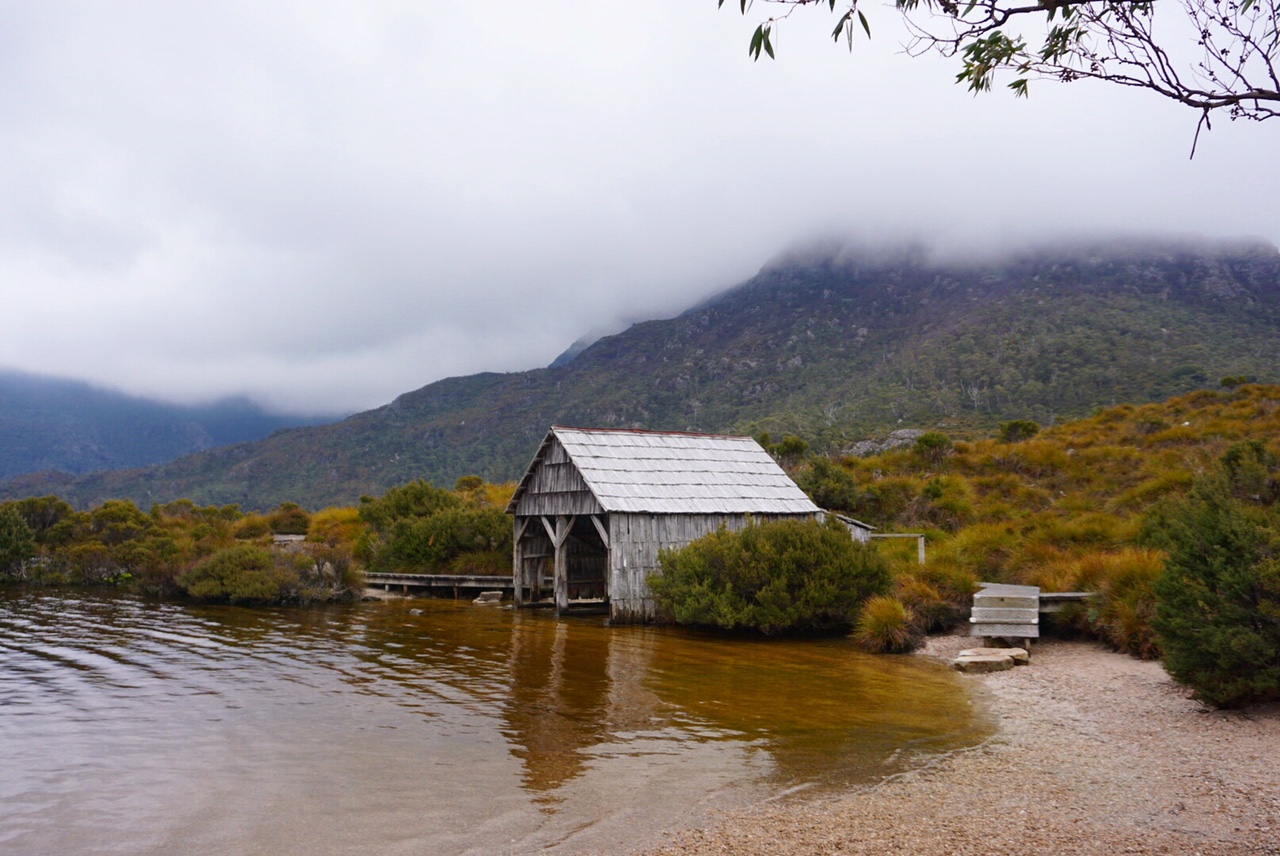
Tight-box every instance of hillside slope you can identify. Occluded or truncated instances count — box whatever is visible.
[6,237,1279,510]
[0,371,333,480]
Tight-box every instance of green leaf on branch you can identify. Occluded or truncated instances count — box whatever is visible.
[832,10,853,41]
[749,23,775,60]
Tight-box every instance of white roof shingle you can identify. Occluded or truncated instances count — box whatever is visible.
[512,426,821,515]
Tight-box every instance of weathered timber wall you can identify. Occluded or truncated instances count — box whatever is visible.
[512,437,603,517]
[608,512,817,623]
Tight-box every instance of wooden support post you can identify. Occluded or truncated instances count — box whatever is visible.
[541,515,575,612]
[918,535,926,565]
[513,517,529,607]
[554,515,571,611]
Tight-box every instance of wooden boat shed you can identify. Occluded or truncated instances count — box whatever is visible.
[506,426,871,623]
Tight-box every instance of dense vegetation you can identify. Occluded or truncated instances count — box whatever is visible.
[0,477,517,606]
[782,383,1280,704]
[357,478,513,576]
[6,382,1280,705]
[651,517,890,635]
[6,239,1278,510]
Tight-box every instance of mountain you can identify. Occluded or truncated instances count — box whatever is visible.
[4,237,1279,511]
[0,370,334,480]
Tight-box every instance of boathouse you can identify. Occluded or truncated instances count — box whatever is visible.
[506,426,870,623]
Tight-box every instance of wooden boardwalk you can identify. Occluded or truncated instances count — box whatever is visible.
[365,572,513,597]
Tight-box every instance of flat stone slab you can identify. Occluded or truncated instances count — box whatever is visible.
[959,647,1030,665]
[473,591,504,604]
[952,654,1016,673]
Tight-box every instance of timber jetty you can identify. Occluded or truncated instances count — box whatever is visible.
[364,572,514,598]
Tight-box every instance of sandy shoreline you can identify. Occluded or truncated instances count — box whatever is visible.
[645,635,1280,855]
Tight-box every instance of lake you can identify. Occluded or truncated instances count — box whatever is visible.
[0,590,991,854]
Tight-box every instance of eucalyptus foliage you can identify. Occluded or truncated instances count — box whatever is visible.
[722,0,1280,137]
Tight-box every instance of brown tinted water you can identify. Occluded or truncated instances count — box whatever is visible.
[0,591,992,854]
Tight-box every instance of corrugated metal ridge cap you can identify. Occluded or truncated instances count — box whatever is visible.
[600,499,821,513]
[550,424,759,442]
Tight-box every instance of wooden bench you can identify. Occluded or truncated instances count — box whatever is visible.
[970,583,1040,643]
[970,583,1095,645]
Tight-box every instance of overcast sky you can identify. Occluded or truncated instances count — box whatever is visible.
[1,2,1276,416]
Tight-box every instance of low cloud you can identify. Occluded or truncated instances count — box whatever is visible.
[0,2,1275,415]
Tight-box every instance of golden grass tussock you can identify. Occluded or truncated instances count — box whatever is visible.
[307,507,363,547]
[853,595,922,654]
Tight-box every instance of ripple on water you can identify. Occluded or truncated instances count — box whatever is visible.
[0,590,992,854]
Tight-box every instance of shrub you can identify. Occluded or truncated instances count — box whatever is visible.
[0,505,37,577]
[1149,477,1280,707]
[177,545,297,604]
[854,596,922,653]
[914,432,953,465]
[893,576,957,634]
[796,457,864,513]
[88,500,153,545]
[651,517,891,635]
[268,502,311,536]
[1090,548,1164,659]
[374,506,510,571]
[10,495,75,545]
[998,420,1040,443]
[360,480,460,531]
[308,507,364,547]
[234,514,271,539]
[290,543,365,603]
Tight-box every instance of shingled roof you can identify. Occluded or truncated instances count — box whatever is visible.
[507,426,821,516]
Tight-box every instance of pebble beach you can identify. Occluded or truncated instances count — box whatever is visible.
[646,635,1280,855]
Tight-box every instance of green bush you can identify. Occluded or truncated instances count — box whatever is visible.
[998,419,1040,443]
[651,517,891,635]
[10,495,75,545]
[0,505,37,577]
[358,479,510,573]
[1148,475,1280,708]
[359,480,460,531]
[796,457,863,513]
[268,502,311,536]
[914,431,953,465]
[374,506,509,571]
[177,545,297,604]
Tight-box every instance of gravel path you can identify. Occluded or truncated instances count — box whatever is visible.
[646,636,1280,855]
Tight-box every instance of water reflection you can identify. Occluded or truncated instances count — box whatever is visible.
[0,591,991,855]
